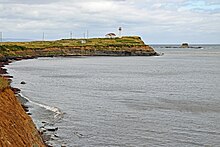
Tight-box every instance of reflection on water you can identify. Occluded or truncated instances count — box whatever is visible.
[6,46,220,146]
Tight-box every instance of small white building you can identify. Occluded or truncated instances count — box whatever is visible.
[105,33,116,38]
[80,40,86,44]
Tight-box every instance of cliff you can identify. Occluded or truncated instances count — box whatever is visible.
[0,36,158,60]
[0,77,45,147]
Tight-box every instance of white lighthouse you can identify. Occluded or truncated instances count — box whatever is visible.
[119,27,122,38]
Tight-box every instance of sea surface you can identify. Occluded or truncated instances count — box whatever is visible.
[6,45,220,147]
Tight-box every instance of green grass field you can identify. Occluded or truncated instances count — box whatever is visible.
[0,36,154,58]
[0,36,145,50]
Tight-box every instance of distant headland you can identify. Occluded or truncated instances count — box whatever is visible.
[0,36,159,62]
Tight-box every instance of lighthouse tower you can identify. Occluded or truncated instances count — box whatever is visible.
[119,27,122,38]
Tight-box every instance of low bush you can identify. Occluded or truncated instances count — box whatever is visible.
[0,77,9,91]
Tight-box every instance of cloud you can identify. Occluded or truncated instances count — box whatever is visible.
[0,0,219,43]
[0,0,60,4]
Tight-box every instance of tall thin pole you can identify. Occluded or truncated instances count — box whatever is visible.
[0,32,2,42]
[83,33,86,39]
[70,31,73,39]
[42,32,45,41]
[86,30,89,39]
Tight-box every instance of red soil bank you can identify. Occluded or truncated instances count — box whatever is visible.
[0,88,45,147]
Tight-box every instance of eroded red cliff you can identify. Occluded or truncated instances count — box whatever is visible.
[0,88,45,147]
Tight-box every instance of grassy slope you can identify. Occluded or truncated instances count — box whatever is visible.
[0,36,145,49]
[0,77,9,91]
[0,36,155,57]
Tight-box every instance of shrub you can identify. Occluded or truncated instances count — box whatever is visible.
[0,77,9,91]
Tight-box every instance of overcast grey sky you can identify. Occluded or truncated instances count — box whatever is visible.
[0,0,220,43]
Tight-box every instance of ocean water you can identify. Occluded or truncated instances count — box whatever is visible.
[6,45,220,146]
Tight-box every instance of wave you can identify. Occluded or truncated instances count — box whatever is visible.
[19,93,63,120]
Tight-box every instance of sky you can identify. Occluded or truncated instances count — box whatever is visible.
[0,0,220,44]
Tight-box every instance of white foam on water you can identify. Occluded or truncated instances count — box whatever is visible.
[19,93,63,119]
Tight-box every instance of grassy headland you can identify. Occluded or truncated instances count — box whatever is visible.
[0,36,157,59]
[1,36,147,48]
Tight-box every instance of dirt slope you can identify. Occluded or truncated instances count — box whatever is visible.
[0,88,45,147]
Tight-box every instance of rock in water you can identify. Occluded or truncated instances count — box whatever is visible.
[20,81,26,84]
[181,43,189,48]
[45,126,58,132]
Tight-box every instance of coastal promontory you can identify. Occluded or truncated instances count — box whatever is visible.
[0,36,158,60]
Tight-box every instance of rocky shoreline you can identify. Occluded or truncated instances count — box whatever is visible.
[0,59,46,146]
[17,93,65,146]
[0,58,66,147]
[0,67,46,147]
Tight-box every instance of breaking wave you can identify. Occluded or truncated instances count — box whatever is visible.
[19,93,63,120]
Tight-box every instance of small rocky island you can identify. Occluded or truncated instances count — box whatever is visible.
[180,43,202,49]
[181,43,189,48]
[161,42,202,49]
